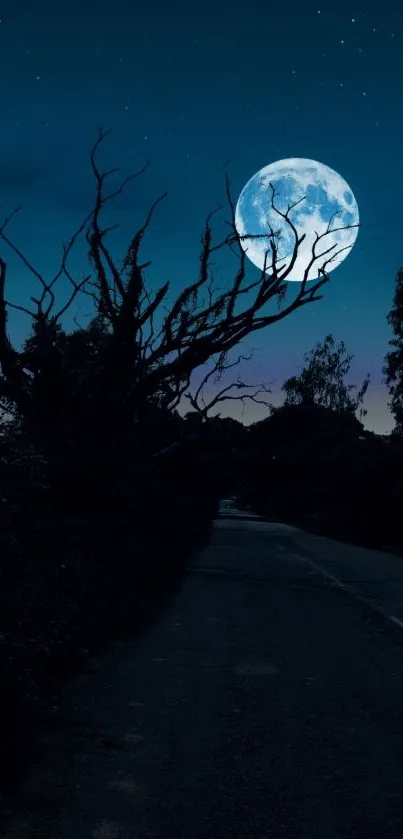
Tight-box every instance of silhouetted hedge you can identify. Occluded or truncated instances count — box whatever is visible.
[234,407,403,553]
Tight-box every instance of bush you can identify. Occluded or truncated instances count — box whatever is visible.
[0,421,218,795]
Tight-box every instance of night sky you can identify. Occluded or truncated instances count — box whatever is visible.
[1,0,402,433]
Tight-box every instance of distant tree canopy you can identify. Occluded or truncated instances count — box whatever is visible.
[383,267,403,440]
[280,333,370,420]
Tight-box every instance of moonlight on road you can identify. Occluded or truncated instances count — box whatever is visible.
[235,158,360,282]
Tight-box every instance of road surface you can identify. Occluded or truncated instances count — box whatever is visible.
[6,515,403,838]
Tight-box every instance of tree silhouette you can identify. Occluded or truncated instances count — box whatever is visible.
[383,267,403,439]
[281,333,370,420]
[0,127,359,443]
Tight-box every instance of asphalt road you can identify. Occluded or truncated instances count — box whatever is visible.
[6,515,403,838]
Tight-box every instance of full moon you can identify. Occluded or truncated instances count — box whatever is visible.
[235,158,359,282]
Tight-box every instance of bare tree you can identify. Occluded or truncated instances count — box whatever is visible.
[0,126,360,434]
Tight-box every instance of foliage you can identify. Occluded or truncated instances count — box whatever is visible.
[281,333,370,420]
[383,267,403,439]
[235,400,403,550]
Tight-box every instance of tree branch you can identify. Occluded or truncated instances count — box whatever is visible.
[0,128,358,434]
[182,349,275,420]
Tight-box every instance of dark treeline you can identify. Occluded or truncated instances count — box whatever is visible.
[234,403,403,550]
[233,281,403,550]
[0,128,402,806]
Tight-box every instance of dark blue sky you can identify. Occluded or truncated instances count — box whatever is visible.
[1,0,402,432]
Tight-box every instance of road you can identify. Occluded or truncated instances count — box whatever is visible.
[6,514,403,838]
